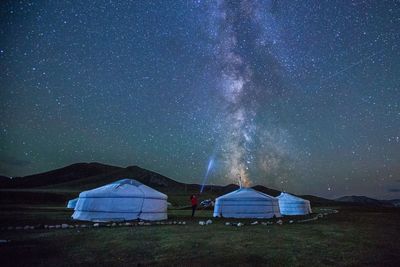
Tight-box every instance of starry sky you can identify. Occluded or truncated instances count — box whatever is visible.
[1,0,399,199]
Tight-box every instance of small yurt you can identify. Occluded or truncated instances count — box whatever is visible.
[213,188,281,218]
[72,179,168,222]
[67,198,78,209]
[277,192,312,215]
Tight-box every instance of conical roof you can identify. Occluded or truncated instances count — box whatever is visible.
[216,187,276,201]
[277,192,310,203]
[79,178,167,199]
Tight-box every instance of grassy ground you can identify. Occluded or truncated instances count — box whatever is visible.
[0,205,399,266]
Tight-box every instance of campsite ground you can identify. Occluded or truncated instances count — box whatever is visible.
[0,205,399,266]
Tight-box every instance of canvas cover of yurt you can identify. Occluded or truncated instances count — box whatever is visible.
[72,179,168,222]
[213,188,281,218]
[67,198,78,209]
[277,192,312,215]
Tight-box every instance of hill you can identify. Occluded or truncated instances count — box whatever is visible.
[301,195,338,206]
[0,162,121,188]
[335,196,395,207]
[44,165,186,193]
[0,175,11,185]
[252,185,281,196]
[0,163,187,192]
[0,162,336,207]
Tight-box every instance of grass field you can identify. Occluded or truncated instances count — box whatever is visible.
[1,204,399,266]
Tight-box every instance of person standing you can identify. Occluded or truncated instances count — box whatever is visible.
[190,194,198,217]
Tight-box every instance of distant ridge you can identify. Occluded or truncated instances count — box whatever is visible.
[300,195,337,206]
[0,175,11,184]
[0,162,121,188]
[0,162,339,206]
[0,163,185,192]
[252,185,281,197]
[335,195,398,207]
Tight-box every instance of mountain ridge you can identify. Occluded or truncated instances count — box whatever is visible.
[335,195,399,207]
[2,162,397,207]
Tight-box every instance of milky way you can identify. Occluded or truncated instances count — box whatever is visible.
[204,1,294,187]
[0,0,399,199]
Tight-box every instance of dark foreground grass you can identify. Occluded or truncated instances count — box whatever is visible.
[0,207,399,266]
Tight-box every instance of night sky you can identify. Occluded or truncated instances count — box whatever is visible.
[1,0,399,199]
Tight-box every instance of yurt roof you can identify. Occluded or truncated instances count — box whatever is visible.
[111,178,143,186]
[277,192,310,203]
[216,187,277,201]
[78,178,167,199]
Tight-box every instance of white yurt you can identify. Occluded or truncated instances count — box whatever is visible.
[67,198,78,209]
[72,179,168,222]
[277,192,312,215]
[213,188,281,218]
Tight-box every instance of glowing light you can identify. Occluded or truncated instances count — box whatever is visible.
[200,156,215,193]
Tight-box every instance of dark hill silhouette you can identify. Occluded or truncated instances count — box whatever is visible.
[335,195,395,207]
[252,185,280,197]
[1,163,204,193]
[221,184,240,194]
[48,165,187,192]
[301,195,337,206]
[0,175,11,184]
[0,162,121,188]
[0,162,337,206]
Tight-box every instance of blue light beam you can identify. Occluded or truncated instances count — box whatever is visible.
[200,157,215,193]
